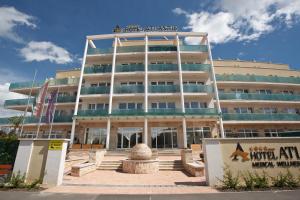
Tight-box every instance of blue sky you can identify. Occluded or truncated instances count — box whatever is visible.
[0,0,300,116]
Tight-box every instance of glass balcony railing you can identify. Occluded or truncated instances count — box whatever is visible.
[114,85,144,94]
[4,98,35,107]
[117,46,145,53]
[148,64,178,71]
[185,108,218,115]
[9,81,43,90]
[180,45,208,52]
[77,109,108,117]
[115,64,144,72]
[147,108,183,115]
[81,86,110,95]
[149,85,180,93]
[222,113,300,121]
[148,45,177,52]
[183,85,213,93]
[111,109,144,116]
[56,96,76,103]
[0,115,73,125]
[216,74,300,84]
[87,48,113,55]
[0,118,9,125]
[181,64,211,72]
[219,93,300,101]
[84,65,112,74]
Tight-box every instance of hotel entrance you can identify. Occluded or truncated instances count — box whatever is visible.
[117,127,143,148]
[151,127,178,149]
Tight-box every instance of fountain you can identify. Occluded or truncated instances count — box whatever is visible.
[122,144,159,174]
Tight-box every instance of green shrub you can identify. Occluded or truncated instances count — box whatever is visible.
[285,170,299,188]
[242,171,255,190]
[253,171,269,189]
[26,178,41,190]
[272,172,287,188]
[8,171,25,188]
[218,166,240,189]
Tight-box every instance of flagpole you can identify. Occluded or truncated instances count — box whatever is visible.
[36,79,49,138]
[48,88,60,139]
[20,69,37,138]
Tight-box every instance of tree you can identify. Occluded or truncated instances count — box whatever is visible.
[8,116,23,135]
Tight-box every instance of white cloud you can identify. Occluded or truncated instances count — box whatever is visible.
[0,6,36,43]
[20,41,73,64]
[173,0,300,44]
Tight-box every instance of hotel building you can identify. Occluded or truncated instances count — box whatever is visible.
[1,31,300,149]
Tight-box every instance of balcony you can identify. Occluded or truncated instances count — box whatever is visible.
[84,65,112,74]
[87,48,113,55]
[180,45,208,52]
[117,46,145,53]
[149,85,180,93]
[56,96,76,103]
[185,108,218,115]
[114,85,144,94]
[77,109,108,117]
[81,86,110,95]
[148,45,177,52]
[0,115,73,125]
[147,108,182,115]
[183,85,213,93]
[219,93,300,101]
[4,98,35,107]
[181,64,210,72]
[115,64,144,72]
[9,81,43,90]
[222,113,300,121]
[148,64,178,71]
[216,74,300,84]
[111,109,144,116]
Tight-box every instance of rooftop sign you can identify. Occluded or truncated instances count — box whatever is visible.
[113,25,178,33]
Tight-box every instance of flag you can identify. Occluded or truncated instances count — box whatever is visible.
[45,90,58,123]
[33,81,49,118]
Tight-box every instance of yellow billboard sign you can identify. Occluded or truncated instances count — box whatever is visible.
[48,140,63,150]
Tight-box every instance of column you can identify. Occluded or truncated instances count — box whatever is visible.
[106,119,111,149]
[144,34,149,145]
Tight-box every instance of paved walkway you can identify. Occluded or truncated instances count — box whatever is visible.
[45,170,217,194]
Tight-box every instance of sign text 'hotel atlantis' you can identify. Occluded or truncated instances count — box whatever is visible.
[113,25,178,33]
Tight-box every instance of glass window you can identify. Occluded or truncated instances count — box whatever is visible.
[184,102,190,108]
[119,103,126,109]
[96,103,104,109]
[200,102,207,108]
[168,102,175,109]
[151,103,158,109]
[88,104,96,110]
[128,103,135,109]
[91,83,98,87]
[191,102,199,108]
[137,103,143,109]
[221,107,228,113]
[151,82,157,85]
[159,102,167,108]
[158,81,165,85]
[167,82,173,85]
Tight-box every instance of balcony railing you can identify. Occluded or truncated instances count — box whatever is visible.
[149,85,180,93]
[77,109,108,117]
[216,74,300,84]
[219,93,300,101]
[111,109,144,116]
[114,85,144,94]
[0,115,73,125]
[4,98,35,107]
[148,45,177,52]
[147,108,183,115]
[56,96,76,103]
[81,86,110,95]
[117,46,145,53]
[84,65,112,74]
[180,45,208,52]
[222,113,300,121]
[185,108,218,115]
[181,64,211,71]
[183,85,213,93]
[87,48,113,55]
[115,64,144,72]
[148,64,178,71]
[9,78,79,90]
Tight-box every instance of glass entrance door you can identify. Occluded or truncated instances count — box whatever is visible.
[117,127,143,148]
[186,127,211,148]
[151,127,177,148]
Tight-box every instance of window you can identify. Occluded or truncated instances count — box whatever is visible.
[218,89,225,93]
[256,89,272,94]
[234,107,253,113]
[186,127,211,147]
[88,104,96,110]
[183,81,204,85]
[264,129,281,137]
[191,102,199,108]
[137,103,143,109]
[91,83,98,87]
[281,90,294,95]
[119,103,127,109]
[118,102,143,110]
[185,102,207,109]
[261,107,277,114]
[232,89,248,93]
[152,102,176,109]
[184,102,190,109]
[238,129,258,137]
[221,107,228,113]
[168,102,175,109]
[159,102,167,109]
[151,103,158,109]
[128,103,135,109]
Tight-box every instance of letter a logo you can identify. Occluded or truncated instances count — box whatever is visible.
[230,142,250,162]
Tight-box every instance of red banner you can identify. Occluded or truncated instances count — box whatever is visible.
[34,81,49,118]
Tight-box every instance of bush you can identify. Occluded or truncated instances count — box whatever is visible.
[218,166,240,189]
[242,171,255,190]
[272,172,287,188]
[8,171,25,188]
[253,171,269,189]
[285,170,299,188]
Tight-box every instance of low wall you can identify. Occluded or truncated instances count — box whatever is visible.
[203,137,300,186]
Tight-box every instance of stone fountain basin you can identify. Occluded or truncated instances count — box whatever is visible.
[122,159,159,174]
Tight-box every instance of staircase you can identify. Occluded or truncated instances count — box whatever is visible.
[159,160,184,171]
[98,160,123,170]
